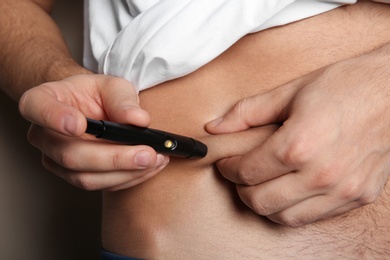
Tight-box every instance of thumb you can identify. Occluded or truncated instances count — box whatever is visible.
[206,81,299,134]
[99,77,151,127]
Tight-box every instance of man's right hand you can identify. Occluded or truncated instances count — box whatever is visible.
[19,74,169,191]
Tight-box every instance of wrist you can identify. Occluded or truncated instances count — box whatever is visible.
[11,58,93,102]
[45,57,93,83]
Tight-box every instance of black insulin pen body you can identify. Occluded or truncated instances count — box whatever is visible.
[85,118,207,159]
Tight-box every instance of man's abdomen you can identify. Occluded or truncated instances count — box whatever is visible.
[102,2,390,258]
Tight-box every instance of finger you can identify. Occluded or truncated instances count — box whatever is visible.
[318,177,384,220]
[19,87,86,136]
[235,171,315,216]
[320,161,387,219]
[319,201,364,221]
[206,79,302,134]
[266,194,353,227]
[257,160,386,227]
[267,176,385,227]
[216,126,296,185]
[98,77,151,126]
[107,164,167,191]
[42,155,168,191]
[28,125,169,172]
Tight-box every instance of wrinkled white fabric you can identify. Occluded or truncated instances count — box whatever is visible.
[83,0,389,91]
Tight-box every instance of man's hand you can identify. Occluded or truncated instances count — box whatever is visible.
[206,45,390,227]
[19,74,169,191]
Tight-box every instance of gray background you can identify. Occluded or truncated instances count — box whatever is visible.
[0,1,101,259]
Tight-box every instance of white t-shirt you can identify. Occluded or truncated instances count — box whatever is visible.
[83,0,390,92]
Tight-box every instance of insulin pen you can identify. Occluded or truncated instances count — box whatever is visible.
[85,118,208,159]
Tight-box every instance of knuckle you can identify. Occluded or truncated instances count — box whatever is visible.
[246,196,270,216]
[358,191,378,206]
[41,155,100,191]
[337,177,379,206]
[111,151,124,170]
[279,136,314,167]
[232,99,252,127]
[40,103,54,128]
[232,101,245,121]
[274,213,305,228]
[236,164,257,185]
[238,187,276,216]
[104,76,123,86]
[69,173,99,191]
[59,148,78,169]
[283,217,305,228]
[309,164,340,190]
[104,76,132,92]
[339,180,363,201]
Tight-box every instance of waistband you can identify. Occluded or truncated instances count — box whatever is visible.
[101,250,143,260]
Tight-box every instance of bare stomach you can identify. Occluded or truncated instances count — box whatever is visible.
[102,2,390,259]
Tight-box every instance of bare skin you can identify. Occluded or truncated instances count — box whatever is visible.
[0,0,169,189]
[2,0,389,258]
[102,2,390,258]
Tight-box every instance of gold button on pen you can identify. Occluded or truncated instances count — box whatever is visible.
[164,140,176,150]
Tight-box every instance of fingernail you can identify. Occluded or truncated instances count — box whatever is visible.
[63,115,78,135]
[207,117,223,128]
[155,154,168,167]
[135,151,153,168]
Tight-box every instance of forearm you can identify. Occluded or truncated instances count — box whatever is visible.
[0,0,91,102]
